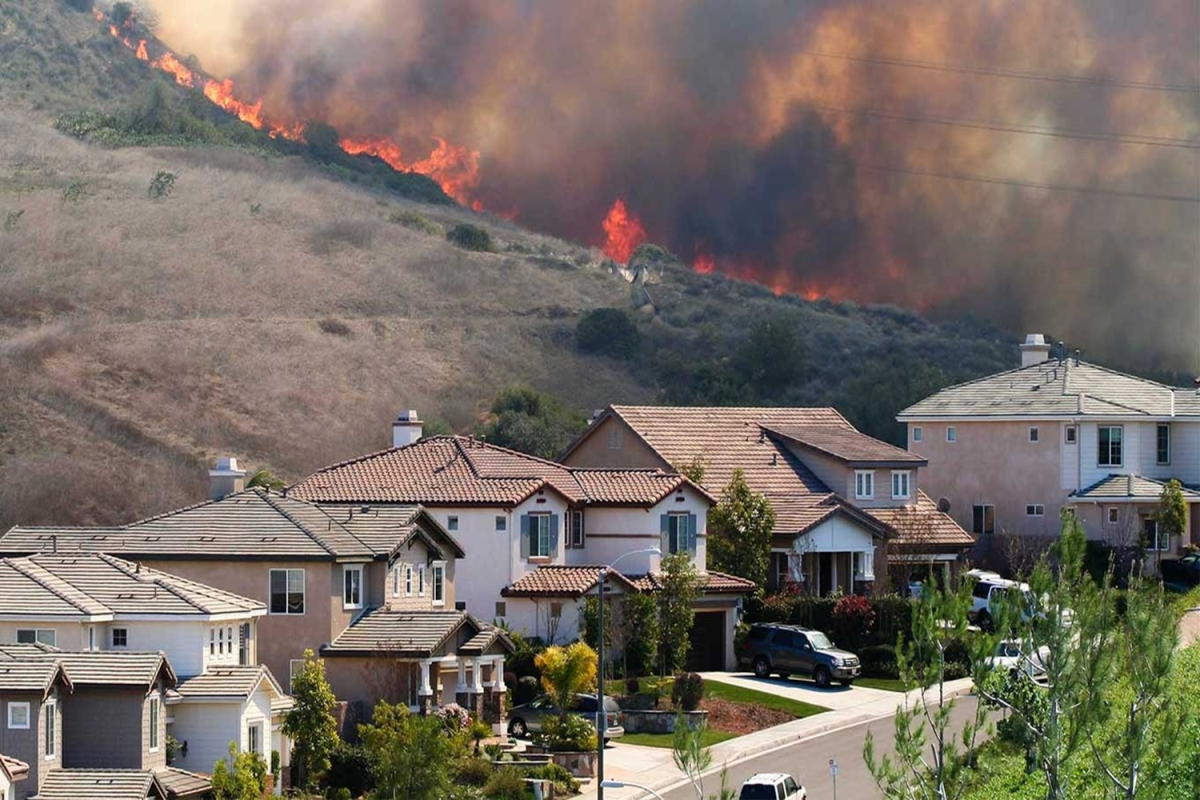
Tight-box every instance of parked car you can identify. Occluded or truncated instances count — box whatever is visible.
[968,574,1033,631]
[507,693,624,740]
[738,623,860,687]
[1161,552,1200,589]
[739,772,807,799]
[984,640,1049,680]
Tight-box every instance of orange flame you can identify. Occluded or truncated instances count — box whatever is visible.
[340,136,480,205]
[340,137,406,171]
[601,199,647,263]
[202,78,266,130]
[135,39,148,61]
[151,52,195,88]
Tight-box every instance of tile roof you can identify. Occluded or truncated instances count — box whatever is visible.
[0,649,176,689]
[865,492,977,549]
[173,665,286,701]
[322,609,513,658]
[0,754,28,783]
[288,436,713,507]
[1070,474,1200,501]
[0,659,71,696]
[153,768,211,799]
[629,570,758,594]
[900,359,1200,419]
[501,566,644,598]
[0,554,263,620]
[766,426,927,466]
[32,769,167,799]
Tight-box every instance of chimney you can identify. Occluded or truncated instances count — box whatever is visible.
[392,409,423,448]
[208,456,245,501]
[1019,333,1052,367]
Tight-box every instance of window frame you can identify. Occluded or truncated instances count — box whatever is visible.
[269,568,305,616]
[569,510,585,548]
[891,470,911,500]
[1029,426,1039,443]
[16,629,55,647]
[495,515,507,532]
[528,513,552,558]
[607,425,623,450]
[946,426,957,443]
[44,699,55,760]
[912,426,923,443]
[7,702,29,730]
[1157,424,1171,465]
[431,562,446,607]
[1098,425,1124,468]
[1025,504,1045,517]
[495,601,507,618]
[247,722,262,756]
[418,564,426,597]
[666,513,689,555]
[854,470,875,500]
[1108,507,1120,524]
[148,695,160,752]
[447,515,459,532]
[405,564,413,597]
[88,626,95,651]
[1065,425,1077,444]
[1145,518,1170,552]
[343,565,364,610]
[288,660,306,694]
[972,504,996,535]
[112,628,128,648]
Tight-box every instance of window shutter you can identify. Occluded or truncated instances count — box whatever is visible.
[687,513,698,555]
[660,514,670,555]
[520,514,531,558]
[549,514,560,556]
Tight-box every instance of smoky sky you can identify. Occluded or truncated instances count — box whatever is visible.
[145,0,1200,370]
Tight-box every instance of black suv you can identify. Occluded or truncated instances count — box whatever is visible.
[738,623,860,688]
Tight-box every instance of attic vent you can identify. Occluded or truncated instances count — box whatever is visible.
[199,536,217,542]
[36,535,50,540]
[260,536,278,542]
[143,536,161,542]
[116,592,135,599]
[90,535,108,541]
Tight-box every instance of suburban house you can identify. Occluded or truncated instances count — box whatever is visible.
[0,647,209,800]
[0,658,68,800]
[560,406,974,593]
[899,334,1200,568]
[0,754,28,800]
[286,415,754,670]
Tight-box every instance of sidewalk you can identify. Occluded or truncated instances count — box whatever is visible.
[578,674,976,799]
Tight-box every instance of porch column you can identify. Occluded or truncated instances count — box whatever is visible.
[493,656,507,691]
[455,659,470,709]
[483,656,507,731]
[831,553,838,595]
[417,659,434,715]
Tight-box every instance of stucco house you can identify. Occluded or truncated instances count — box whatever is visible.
[900,334,1200,569]
[560,405,975,593]
[287,417,754,670]
[0,660,68,800]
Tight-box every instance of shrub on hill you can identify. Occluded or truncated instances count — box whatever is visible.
[446,223,494,252]
[478,386,586,460]
[576,307,640,360]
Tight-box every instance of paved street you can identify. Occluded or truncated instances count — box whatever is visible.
[698,671,904,711]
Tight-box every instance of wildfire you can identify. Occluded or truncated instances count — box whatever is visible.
[152,52,195,88]
[601,199,647,263]
[340,136,481,206]
[134,39,148,61]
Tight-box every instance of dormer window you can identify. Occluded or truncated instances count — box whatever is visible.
[855,470,875,500]
[891,471,911,500]
[343,565,363,609]
[1098,426,1123,467]
[912,427,923,443]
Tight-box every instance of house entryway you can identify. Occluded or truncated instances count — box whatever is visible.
[686,610,727,672]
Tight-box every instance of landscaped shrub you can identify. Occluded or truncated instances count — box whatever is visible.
[625,677,640,695]
[535,715,598,752]
[482,766,528,800]
[671,672,705,711]
[620,592,660,678]
[859,644,899,679]
[832,594,876,650]
[575,307,641,360]
[527,763,581,795]
[326,740,375,798]
[514,675,540,706]
[872,594,914,645]
[446,223,494,252]
[455,756,493,787]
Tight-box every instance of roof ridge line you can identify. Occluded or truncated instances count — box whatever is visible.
[260,493,339,557]
[99,554,215,614]
[6,557,100,616]
[123,488,266,529]
[284,496,377,555]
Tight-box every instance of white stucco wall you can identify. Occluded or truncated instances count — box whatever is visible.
[574,488,710,574]
[170,702,242,775]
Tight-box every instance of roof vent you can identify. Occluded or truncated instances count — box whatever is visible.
[1019,333,1052,367]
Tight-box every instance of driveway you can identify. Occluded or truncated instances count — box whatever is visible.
[699,671,903,711]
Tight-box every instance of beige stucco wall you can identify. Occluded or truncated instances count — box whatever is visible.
[910,421,1065,540]
[562,417,668,471]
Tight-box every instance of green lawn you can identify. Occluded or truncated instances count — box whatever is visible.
[853,677,908,692]
[702,680,829,718]
[617,729,738,749]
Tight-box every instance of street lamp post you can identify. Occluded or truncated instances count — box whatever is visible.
[597,547,661,800]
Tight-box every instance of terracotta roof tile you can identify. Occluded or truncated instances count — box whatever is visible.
[0,754,28,783]
[501,566,642,598]
[866,492,976,549]
[629,570,757,594]
[766,426,927,466]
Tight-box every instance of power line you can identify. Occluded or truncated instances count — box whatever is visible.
[813,103,1200,149]
[799,49,1200,93]
[835,158,1200,203]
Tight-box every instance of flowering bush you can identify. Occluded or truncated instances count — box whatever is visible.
[434,703,470,731]
[831,595,876,650]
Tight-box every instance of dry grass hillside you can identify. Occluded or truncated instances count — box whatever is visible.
[0,111,655,526]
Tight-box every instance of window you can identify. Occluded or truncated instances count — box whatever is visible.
[432,563,445,606]
[1065,425,1077,444]
[891,471,911,500]
[269,569,305,615]
[218,626,225,655]
[247,722,261,756]
[1029,427,1039,443]
[1026,504,1045,517]
[88,627,95,651]
[112,628,128,648]
[16,630,55,647]
[209,628,215,656]
[528,514,552,558]
[7,702,29,730]
[391,566,400,597]
[569,510,585,548]
[495,602,507,617]
[495,516,507,532]
[912,426,923,443]
[1145,518,1170,552]
[288,660,306,694]
[405,564,413,597]
[343,565,363,609]
[607,425,623,450]
[666,513,690,554]
[946,427,957,443]
[1157,424,1171,465]
[447,516,459,531]
[855,470,875,500]
[972,504,995,535]
[549,602,563,619]
[44,700,55,759]
[1098,426,1123,467]
[149,695,160,752]
[238,624,250,666]
[418,564,426,597]
[1108,507,1120,524]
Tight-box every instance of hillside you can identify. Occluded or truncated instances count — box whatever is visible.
[0,0,1017,528]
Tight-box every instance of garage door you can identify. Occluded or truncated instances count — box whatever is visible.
[686,611,726,672]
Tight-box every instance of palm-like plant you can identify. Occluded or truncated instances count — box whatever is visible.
[534,641,597,720]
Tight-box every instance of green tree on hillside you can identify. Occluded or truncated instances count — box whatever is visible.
[478,386,586,460]
[707,469,774,592]
[282,650,338,789]
[576,307,641,360]
[732,315,803,397]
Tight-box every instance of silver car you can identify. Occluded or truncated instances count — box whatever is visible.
[507,693,624,740]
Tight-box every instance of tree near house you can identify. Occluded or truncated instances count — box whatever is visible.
[282,649,339,789]
[659,553,702,674]
[210,742,267,800]
[707,469,774,592]
[535,641,597,720]
[359,701,461,800]
[1156,478,1187,552]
